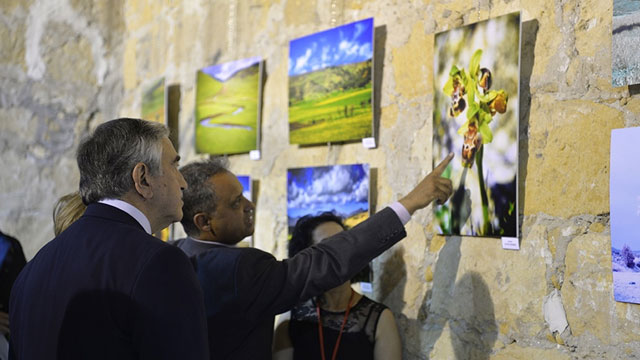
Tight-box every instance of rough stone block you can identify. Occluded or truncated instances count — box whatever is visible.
[524,98,624,217]
[563,232,614,342]
[492,344,570,360]
[391,21,430,100]
[0,19,26,66]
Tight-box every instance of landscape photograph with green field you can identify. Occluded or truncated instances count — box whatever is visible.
[141,78,165,125]
[196,57,262,155]
[288,18,374,145]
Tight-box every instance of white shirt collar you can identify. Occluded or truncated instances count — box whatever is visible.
[188,236,234,247]
[98,199,152,235]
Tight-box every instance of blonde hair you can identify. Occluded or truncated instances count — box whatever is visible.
[53,192,87,236]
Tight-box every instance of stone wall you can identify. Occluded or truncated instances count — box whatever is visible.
[0,0,125,257]
[1,0,639,358]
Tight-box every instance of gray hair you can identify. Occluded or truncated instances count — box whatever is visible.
[77,118,169,204]
[179,158,229,237]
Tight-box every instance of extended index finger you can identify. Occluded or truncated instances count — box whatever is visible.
[432,153,454,176]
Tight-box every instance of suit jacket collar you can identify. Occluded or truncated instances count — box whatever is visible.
[176,237,224,258]
[83,203,146,232]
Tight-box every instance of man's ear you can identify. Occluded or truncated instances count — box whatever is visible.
[194,213,212,233]
[132,162,153,199]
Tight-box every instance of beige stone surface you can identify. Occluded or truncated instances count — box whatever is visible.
[44,26,97,86]
[429,234,446,253]
[563,233,613,342]
[122,37,138,90]
[391,21,430,100]
[0,20,26,66]
[380,103,398,129]
[0,0,30,12]
[492,344,571,360]
[524,98,624,217]
[624,96,640,116]
[284,0,318,26]
[524,1,562,91]
[613,301,640,344]
[123,0,163,32]
[574,0,610,59]
[462,233,547,334]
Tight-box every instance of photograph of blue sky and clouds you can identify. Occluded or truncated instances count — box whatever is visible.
[287,164,369,235]
[288,18,373,76]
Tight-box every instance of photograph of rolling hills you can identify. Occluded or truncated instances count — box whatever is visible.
[288,18,374,145]
[196,57,262,155]
[287,163,370,237]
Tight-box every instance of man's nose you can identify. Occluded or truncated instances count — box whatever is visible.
[245,198,255,211]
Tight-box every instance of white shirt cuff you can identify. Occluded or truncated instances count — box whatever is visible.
[388,201,411,225]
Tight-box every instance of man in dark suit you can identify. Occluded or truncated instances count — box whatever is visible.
[177,155,454,359]
[9,118,209,360]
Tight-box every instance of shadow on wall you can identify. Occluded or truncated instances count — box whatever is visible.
[518,19,539,232]
[449,271,497,359]
[372,25,387,143]
[378,246,406,303]
[386,237,497,359]
[428,237,497,359]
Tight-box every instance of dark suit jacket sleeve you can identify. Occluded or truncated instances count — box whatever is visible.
[130,245,209,360]
[236,206,406,318]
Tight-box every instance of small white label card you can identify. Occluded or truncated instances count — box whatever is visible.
[362,137,376,149]
[501,237,520,250]
[249,150,261,160]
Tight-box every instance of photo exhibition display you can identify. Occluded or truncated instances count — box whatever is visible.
[196,57,263,155]
[288,18,374,145]
[433,12,520,237]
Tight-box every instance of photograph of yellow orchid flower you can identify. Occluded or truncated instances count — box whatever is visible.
[433,12,520,237]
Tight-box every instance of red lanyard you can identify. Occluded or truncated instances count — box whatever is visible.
[316,289,355,360]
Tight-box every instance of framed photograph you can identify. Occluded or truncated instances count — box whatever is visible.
[610,127,640,304]
[612,0,640,87]
[433,12,520,237]
[237,175,253,247]
[196,57,263,155]
[141,78,166,125]
[287,163,371,283]
[288,18,374,145]
[287,163,369,237]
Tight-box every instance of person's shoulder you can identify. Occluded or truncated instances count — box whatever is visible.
[142,240,190,264]
[360,295,388,310]
[194,246,274,273]
[168,237,186,247]
[132,242,194,287]
[201,245,270,259]
[290,297,315,317]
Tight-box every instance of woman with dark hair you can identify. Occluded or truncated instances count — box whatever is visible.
[273,212,402,360]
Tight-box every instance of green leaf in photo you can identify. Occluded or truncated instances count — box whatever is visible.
[469,49,483,78]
